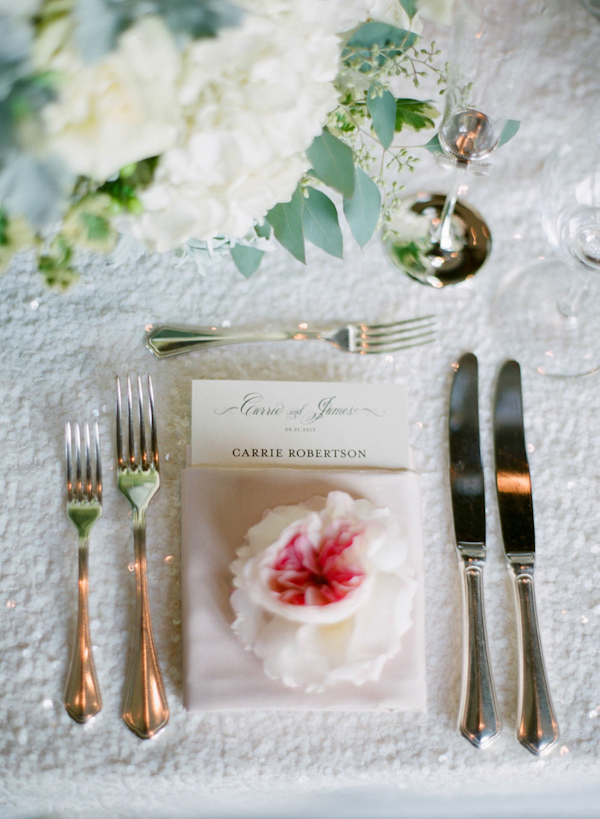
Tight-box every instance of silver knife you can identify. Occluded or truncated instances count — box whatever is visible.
[493,359,559,756]
[449,352,501,748]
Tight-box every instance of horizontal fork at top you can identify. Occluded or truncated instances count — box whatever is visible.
[145,315,436,358]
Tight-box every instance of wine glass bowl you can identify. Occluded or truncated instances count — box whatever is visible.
[493,132,600,377]
[541,145,600,271]
[438,108,499,163]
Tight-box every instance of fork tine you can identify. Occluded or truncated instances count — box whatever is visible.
[84,422,92,501]
[360,314,436,333]
[360,327,437,347]
[360,316,437,339]
[358,333,436,354]
[137,375,147,471]
[94,422,102,503]
[147,374,159,471]
[75,422,83,502]
[65,422,73,502]
[116,376,124,470]
[127,376,136,468]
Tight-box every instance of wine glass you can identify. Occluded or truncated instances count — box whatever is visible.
[385,0,526,287]
[493,126,600,377]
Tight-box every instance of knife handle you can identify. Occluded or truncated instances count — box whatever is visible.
[511,565,559,755]
[458,558,502,748]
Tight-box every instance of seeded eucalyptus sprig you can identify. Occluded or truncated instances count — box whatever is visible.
[228,22,446,278]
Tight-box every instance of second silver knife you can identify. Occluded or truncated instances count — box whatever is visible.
[493,359,559,756]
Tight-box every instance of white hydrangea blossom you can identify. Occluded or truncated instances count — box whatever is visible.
[33,16,182,180]
[125,0,343,252]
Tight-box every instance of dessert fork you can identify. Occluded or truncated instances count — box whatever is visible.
[64,421,103,723]
[145,315,437,358]
[116,375,169,739]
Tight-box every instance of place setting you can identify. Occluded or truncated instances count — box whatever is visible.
[43,0,568,751]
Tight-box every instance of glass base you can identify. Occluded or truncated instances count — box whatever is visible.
[384,193,492,287]
[492,258,600,377]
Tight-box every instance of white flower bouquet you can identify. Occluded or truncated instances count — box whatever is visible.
[0,0,449,285]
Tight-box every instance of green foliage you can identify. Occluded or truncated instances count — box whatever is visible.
[230,244,264,278]
[367,86,396,150]
[388,239,426,276]
[306,130,355,199]
[498,119,520,145]
[343,23,418,72]
[266,185,305,263]
[79,213,111,242]
[38,236,76,288]
[0,210,8,246]
[398,0,418,18]
[395,98,439,133]
[98,157,158,212]
[72,0,244,61]
[0,153,73,230]
[343,168,381,248]
[302,188,343,259]
[254,222,271,240]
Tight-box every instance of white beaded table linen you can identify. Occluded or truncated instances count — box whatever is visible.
[1,3,600,818]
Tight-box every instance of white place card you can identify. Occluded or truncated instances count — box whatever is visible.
[190,379,409,469]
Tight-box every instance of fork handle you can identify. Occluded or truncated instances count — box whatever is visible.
[123,512,169,739]
[64,537,102,723]
[146,325,320,358]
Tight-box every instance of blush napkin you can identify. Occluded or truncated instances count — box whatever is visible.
[181,466,426,711]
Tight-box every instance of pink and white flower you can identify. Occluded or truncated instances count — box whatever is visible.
[230,491,416,691]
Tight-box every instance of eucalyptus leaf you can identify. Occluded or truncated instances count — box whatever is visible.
[0,15,32,100]
[398,0,418,18]
[231,243,264,278]
[499,119,520,146]
[80,212,111,241]
[343,23,418,70]
[367,86,396,150]
[343,168,381,248]
[266,185,305,263]
[74,0,125,62]
[423,133,443,155]
[395,99,439,133]
[255,221,271,240]
[306,130,355,200]
[302,188,343,259]
[0,152,73,230]
[73,0,243,61]
[157,0,243,41]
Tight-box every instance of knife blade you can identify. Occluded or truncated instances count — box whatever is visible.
[449,352,501,748]
[493,359,559,756]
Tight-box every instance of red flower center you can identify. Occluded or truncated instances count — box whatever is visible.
[268,521,365,606]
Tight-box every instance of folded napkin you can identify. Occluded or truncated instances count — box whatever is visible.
[181,466,426,711]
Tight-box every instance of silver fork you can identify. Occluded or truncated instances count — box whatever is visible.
[116,375,169,739]
[145,315,437,358]
[64,421,103,723]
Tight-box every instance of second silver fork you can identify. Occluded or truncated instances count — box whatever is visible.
[116,375,169,739]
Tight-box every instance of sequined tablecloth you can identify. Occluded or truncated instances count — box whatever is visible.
[1,2,600,817]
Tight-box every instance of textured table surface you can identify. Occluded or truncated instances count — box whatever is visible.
[2,2,600,817]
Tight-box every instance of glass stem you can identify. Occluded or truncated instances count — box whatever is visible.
[433,162,468,251]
